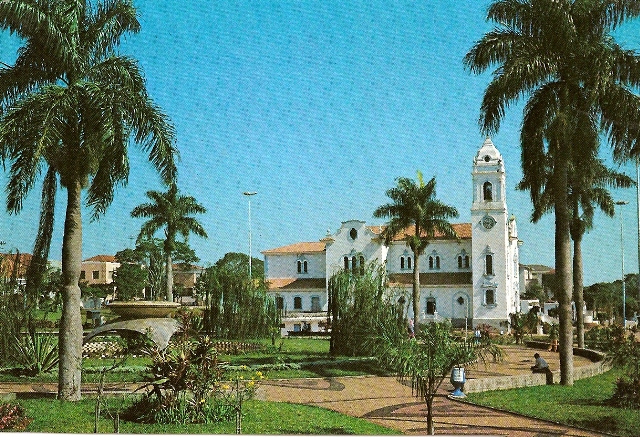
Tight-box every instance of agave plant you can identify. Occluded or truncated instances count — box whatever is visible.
[12,331,59,376]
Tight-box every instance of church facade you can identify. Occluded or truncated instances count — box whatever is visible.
[262,138,521,333]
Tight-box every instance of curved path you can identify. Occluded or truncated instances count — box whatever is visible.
[256,375,608,436]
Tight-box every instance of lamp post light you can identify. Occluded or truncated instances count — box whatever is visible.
[243,191,257,281]
[616,200,629,327]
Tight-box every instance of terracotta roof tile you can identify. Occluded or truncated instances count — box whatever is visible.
[262,242,326,255]
[266,277,326,290]
[388,272,472,286]
[84,255,117,263]
[389,223,471,241]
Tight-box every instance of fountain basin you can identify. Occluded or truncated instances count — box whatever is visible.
[107,300,180,319]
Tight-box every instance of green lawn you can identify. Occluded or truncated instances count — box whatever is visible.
[466,369,640,437]
[18,397,399,434]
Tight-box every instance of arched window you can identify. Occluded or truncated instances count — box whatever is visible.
[435,256,441,269]
[297,260,302,273]
[426,297,436,315]
[344,256,349,271]
[485,254,494,275]
[428,256,434,269]
[400,257,405,269]
[407,256,412,269]
[458,255,463,269]
[294,296,302,310]
[464,256,470,268]
[483,181,493,201]
[352,256,357,272]
[303,260,308,273]
[484,289,495,306]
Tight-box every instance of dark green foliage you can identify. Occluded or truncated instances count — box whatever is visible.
[197,255,279,340]
[507,312,540,344]
[213,252,264,279]
[0,403,32,431]
[11,331,59,376]
[605,326,640,409]
[113,249,148,301]
[0,294,32,366]
[328,262,407,356]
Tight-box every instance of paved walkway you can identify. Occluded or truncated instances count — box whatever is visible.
[0,345,610,436]
[255,346,609,436]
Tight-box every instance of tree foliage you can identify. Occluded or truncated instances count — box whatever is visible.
[328,262,407,356]
[196,254,278,340]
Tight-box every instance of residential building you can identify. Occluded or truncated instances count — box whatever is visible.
[263,138,522,333]
[81,255,119,287]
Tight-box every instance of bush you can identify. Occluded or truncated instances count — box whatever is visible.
[611,377,640,409]
[0,403,32,430]
[11,331,59,376]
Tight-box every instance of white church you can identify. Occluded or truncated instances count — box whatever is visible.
[262,138,522,334]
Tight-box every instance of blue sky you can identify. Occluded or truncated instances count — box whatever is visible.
[1,1,640,286]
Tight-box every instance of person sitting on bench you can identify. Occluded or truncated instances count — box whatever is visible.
[531,353,553,384]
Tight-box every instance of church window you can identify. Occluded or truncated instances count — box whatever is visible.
[457,251,470,269]
[484,289,496,306]
[428,255,440,270]
[297,259,308,274]
[407,256,412,269]
[483,182,493,201]
[294,296,302,310]
[400,256,405,269]
[303,260,308,273]
[297,260,302,273]
[349,228,358,240]
[485,254,494,275]
[344,256,349,271]
[352,256,357,272]
[426,297,436,315]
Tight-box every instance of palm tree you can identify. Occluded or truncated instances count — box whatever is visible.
[131,184,208,302]
[464,0,640,385]
[0,1,177,400]
[520,150,634,347]
[373,172,458,335]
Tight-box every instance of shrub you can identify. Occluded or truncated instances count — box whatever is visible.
[11,331,59,376]
[0,403,32,431]
[611,377,640,409]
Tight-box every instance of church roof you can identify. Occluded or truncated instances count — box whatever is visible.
[388,223,472,241]
[84,254,117,263]
[262,242,326,255]
[388,272,472,286]
[266,277,326,290]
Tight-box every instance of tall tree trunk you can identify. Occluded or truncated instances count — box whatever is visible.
[573,234,585,348]
[413,251,420,336]
[58,180,84,401]
[554,145,574,386]
[165,250,173,302]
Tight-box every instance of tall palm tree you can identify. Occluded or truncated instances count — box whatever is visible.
[373,172,458,335]
[464,0,640,385]
[520,148,634,348]
[131,184,208,302]
[0,1,177,400]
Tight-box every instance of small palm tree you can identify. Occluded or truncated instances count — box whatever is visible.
[373,172,458,334]
[132,184,208,302]
[0,0,176,400]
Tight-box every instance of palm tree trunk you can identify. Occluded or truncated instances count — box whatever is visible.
[166,250,173,302]
[58,180,84,401]
[573,234,585,348]
[413,251,420,335]
[554,142,574,386]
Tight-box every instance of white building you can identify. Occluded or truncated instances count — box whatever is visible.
[262,138,521,333]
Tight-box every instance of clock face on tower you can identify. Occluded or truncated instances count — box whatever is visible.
[482,215,496,230]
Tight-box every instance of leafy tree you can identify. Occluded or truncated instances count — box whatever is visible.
[464,0,640,385]
[373,172,458,335]
[373,320,476,435]
[522,282,546,306]
[0,1,177,400]
[132,184,207,302]
[213,252,264,279]
[196,254,278,340]
[112,249,147,301]
[328,262,407,356]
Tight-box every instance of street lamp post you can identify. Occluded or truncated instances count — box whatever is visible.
[243,191,257,281]
[616,200,629,327]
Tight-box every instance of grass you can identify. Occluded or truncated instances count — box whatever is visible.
[466,369,640,437]
[18,397,399,434]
